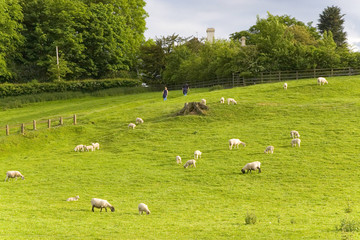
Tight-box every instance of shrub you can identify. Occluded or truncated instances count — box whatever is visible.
[336,217,360,232]
[245,212,257,225]
[209,85,224,91]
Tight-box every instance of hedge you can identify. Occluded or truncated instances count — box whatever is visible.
[0,79,141,97]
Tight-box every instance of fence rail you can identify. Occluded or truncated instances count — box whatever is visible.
[1,114,77,136]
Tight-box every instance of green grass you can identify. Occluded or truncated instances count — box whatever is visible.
[1,76,360,239]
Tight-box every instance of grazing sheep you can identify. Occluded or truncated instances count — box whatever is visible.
[229,139,246,150]
[317,77,328,85]
[241,161,261,174]
[67,195,80,201]
[291,138,301,147]
[201,99,206,105]
[227,98,237,105]
[138,203,151,215]
[136,118,144,124]
[91,198,115,212]
[283,83,288,89]
[194,150,202,159]
[5,171,25,181]
[290,130,300,138]
[128,123,136,129]
[264,146,274,154]
[74,144,85,152]
[176,155,182,164]
[220,97,225,103]
[184,159,196,168]
[92,143,100,150]
[85,145,95,152]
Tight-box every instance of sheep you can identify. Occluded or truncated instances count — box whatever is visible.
[317,77,328,85]
[91,198,115,212]
[67,195,80,201]
[92,142,100,150]
[290,130,300,139]
[128,123,136,129]
[194,150,202,159]
[138,203,151,215]
[74,144,85,152]
[184,159,196,168]
[291,138,301,147]
[283,83,288,90]
[220,97,225,103]
[136,117,144,124]
[176,155,182,164]
[5,171,25,181]
[241,161,261,174]
[227,98,237,105]
[229,139,246,150]
[201,99,206,105]
[264,146,274,154]
[85,145,94,152]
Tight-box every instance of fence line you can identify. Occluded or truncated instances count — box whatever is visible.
[2,114,77,136]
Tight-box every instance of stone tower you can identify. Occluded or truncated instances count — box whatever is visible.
[206,28,215,43]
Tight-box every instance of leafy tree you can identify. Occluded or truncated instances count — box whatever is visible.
[318,5,347,47]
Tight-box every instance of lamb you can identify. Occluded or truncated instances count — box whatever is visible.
[227,98,237,105]
[291,138,301,147]
[317,77,328,85]
[184,159,196,168]
[283,83,288,89]
[290,130,300,138]
[264,146,274,154]
[67,195,80,201]
[92,143,100,150]
[138,203,151,215]
[91,198,115,212]
[136,117,144,124]
[85,145,95,152]
[241,161,261,174]
[220,97,225,103]
[74,144,85,152]
[5,171,25,181]
[229,139,246,150]
[194,150,202,159]
[176,155,182,164]
[201,99,206,105]
[128,123,136,129]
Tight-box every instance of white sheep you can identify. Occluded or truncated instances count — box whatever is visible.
[291,138,301,147]
[290,130,300,138]
[201,99,206,105]
[194,150,202,159]
[92,142,100,150]
[184,159,196,168]
[227,98,237,105]
[220,97,225,103]
[91,198,115,212]
[67,195,80,201]
[128,123,136,129]
[85,145,95,152]
[317,77,328,85]
[138,203,151,215]
[283,83,288,90]
[176,155,182,164]
[5,171,25,181]
[229,139,246,150]
[264,146,274,154]
[241,161,261,174]
[74,144,85,152]
[136,118,144,124]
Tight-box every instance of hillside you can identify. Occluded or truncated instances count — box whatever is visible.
[1,76,360,239]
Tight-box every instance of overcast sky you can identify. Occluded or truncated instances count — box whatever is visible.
[144,0,360,51]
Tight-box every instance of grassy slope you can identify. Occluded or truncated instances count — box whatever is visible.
[1,76,360,239]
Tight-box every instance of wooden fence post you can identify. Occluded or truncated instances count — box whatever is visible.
[33,120,37,130]
[48,119,51,129]
[6,125,9,136]
[60,117,63,125]
[73,114,77,125]
[21,123,25,135]
[296,71,298,80]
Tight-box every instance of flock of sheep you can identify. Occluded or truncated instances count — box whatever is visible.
[4,76,327,214]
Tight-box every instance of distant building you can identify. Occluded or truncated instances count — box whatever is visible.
[206,28,215,43]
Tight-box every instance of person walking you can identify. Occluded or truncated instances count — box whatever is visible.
[182,83,190,96]
[162,87,168,101]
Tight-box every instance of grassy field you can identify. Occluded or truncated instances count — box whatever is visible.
[1,76,360,239]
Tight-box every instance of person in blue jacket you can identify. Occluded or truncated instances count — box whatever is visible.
[182,83,190,96]
[162,87,168,101]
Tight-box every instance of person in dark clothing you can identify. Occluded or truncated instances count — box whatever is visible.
[162,87,168,101]
[182,83,190,96]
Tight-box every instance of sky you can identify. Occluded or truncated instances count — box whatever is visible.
[144,0,360,51]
